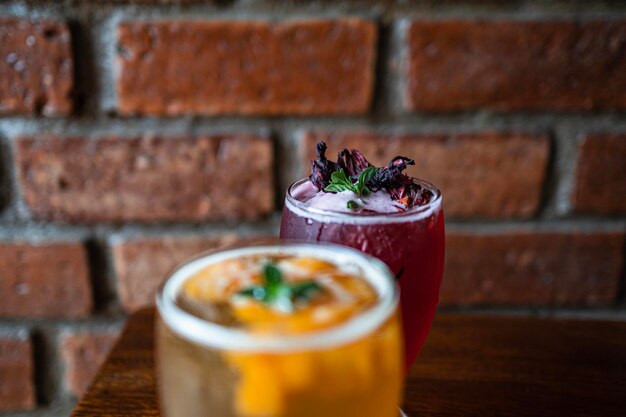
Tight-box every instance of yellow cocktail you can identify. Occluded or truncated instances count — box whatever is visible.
[156,242,403,417]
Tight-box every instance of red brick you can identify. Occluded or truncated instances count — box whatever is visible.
[116,19,377,115]
[441,231,624,306]
[0,336,35,411]
[60,330,119,397]
[0,18,72,116]
[0,242,91,318]
[406,20,626,111]
[112,235,241,312]
[572,133,626,214]
[15,134,274,223]
[302,131,549,218]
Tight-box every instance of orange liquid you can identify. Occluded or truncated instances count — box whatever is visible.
[157,254,403,417]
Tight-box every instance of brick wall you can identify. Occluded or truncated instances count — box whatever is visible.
[0,0,625,415]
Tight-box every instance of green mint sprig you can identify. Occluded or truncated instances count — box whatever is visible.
[236,264,323,313]
[323,169,353,193]
[324,167,379,197]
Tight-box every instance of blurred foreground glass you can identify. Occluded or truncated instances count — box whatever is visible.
[156,242,403,417]
[280,178,445,372]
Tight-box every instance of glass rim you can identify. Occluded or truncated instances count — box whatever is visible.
[285,177,443,224]
[156,241,399,352]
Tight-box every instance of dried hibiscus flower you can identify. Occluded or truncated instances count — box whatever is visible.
[309,142,340,191]
[309,141,432,208]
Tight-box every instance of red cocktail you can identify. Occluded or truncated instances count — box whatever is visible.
[279,144,444,371]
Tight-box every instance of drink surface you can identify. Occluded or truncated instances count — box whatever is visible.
[291,180,407,214]
[157,245,403,417]
[177,254,378,334]
[281,178,445,372]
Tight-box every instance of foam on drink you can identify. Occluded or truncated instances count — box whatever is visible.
[157,244,403,417]
[291,180,408,214]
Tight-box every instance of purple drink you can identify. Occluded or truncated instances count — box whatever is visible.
[280,178,444,372]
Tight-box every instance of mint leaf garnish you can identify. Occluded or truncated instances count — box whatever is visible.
[355,166,378,196]
[347,200,359,209]
[238,287,266,299]
[236,263,323,313]
[324,169,353,193]
[291,281,323,302]
[264,264,282,288]
[325,167,379,197]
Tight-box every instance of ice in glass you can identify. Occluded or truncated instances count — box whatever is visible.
[156,242,403,417]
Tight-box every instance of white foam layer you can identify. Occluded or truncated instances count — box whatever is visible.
[306,190,405,215]
[292,181,403,214]
[157,243,398,352]
[286,178,442,225]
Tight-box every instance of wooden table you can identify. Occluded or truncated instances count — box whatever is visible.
[71,308,626,417]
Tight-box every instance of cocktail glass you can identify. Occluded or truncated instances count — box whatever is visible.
[156,242,403,417]
[280,178,444,372]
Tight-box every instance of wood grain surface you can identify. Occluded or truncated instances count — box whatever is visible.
[71,308,626,417]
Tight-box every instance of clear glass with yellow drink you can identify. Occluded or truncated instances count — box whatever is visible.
[156,242,403,417]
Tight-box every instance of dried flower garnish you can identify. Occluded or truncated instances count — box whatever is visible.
[369,157,432,207]
[310,141,432,208]
[337,148,372,176]
[309,142,340,191]
[236,264,323,313]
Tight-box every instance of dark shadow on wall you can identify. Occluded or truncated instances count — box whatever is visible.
[538,133,557,216]
[32,329,55,406]
[68,19,99,116]
[0,135,15,214]
[618,234,626,308]
[86,238,121,315]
